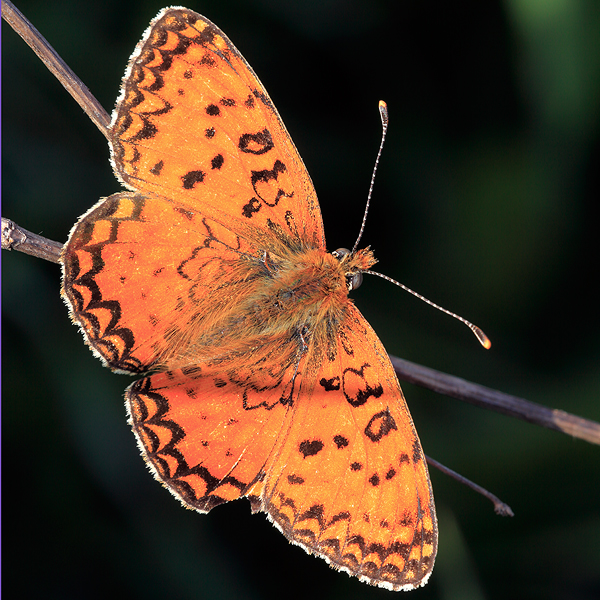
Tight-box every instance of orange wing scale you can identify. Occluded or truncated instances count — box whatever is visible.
[61,7,438,591]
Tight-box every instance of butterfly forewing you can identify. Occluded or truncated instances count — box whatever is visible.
[110,8,324,250]
[63,191,275,372]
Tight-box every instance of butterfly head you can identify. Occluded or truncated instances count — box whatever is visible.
[332,247,377,292]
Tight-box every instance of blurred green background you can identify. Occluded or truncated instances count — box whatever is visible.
[3,0,599,598]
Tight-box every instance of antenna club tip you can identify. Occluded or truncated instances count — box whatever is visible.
[474,327,492,349]
[378,100,389,126]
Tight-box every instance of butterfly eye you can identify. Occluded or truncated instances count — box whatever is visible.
[346,271,363,291]
[333,249,363,290]
[332,248,351,261]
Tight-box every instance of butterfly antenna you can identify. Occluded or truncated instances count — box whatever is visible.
[351,101,389,254]
[364,269,492,349]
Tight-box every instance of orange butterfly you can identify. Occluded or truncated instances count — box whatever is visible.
[61,7,437,590]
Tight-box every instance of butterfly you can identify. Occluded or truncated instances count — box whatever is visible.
[61,7,437,590]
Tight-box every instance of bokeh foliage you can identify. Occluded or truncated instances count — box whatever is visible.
[3,1,599,598]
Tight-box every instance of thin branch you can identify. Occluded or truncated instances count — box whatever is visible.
[426,456,514,517]
[390,356,600,445]
[3,217,599,447]
[2,218,63,264]
[2,0,111,137]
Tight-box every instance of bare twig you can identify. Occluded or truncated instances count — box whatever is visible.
[426,455,514,516]
[2,0,111,137]
[2,217,63,264]
[390,356,600,445]
[3,215,599,447]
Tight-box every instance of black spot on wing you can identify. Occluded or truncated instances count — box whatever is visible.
[205,104,220,116]
[342,364,384,408]
[364,408,398,442]
[211,154,224,170]
[182,170,205,189]
[333,435,349,449]
[199,54,216,67]
[238,128,274,155]
[250,161,290,208]
[369,473,380,487]
[319,376,340,391]
[150,160,164,175]
[242,198,261,218]
[299,440,324,458]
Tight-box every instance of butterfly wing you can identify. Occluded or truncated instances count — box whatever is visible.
[110,7,324,249]
[62,190,295,372]
[124,332,304,512]
[259,303,437,590]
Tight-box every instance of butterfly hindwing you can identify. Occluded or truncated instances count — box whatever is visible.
[124,333,306,511]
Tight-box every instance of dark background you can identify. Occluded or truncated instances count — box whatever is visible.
[3,1,599,598]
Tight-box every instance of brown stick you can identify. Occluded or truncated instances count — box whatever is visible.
[390,355,600,445]
[2,217,63,264]
[2,0,111,137]
[3,216,599,446]
[425,456,514,516]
